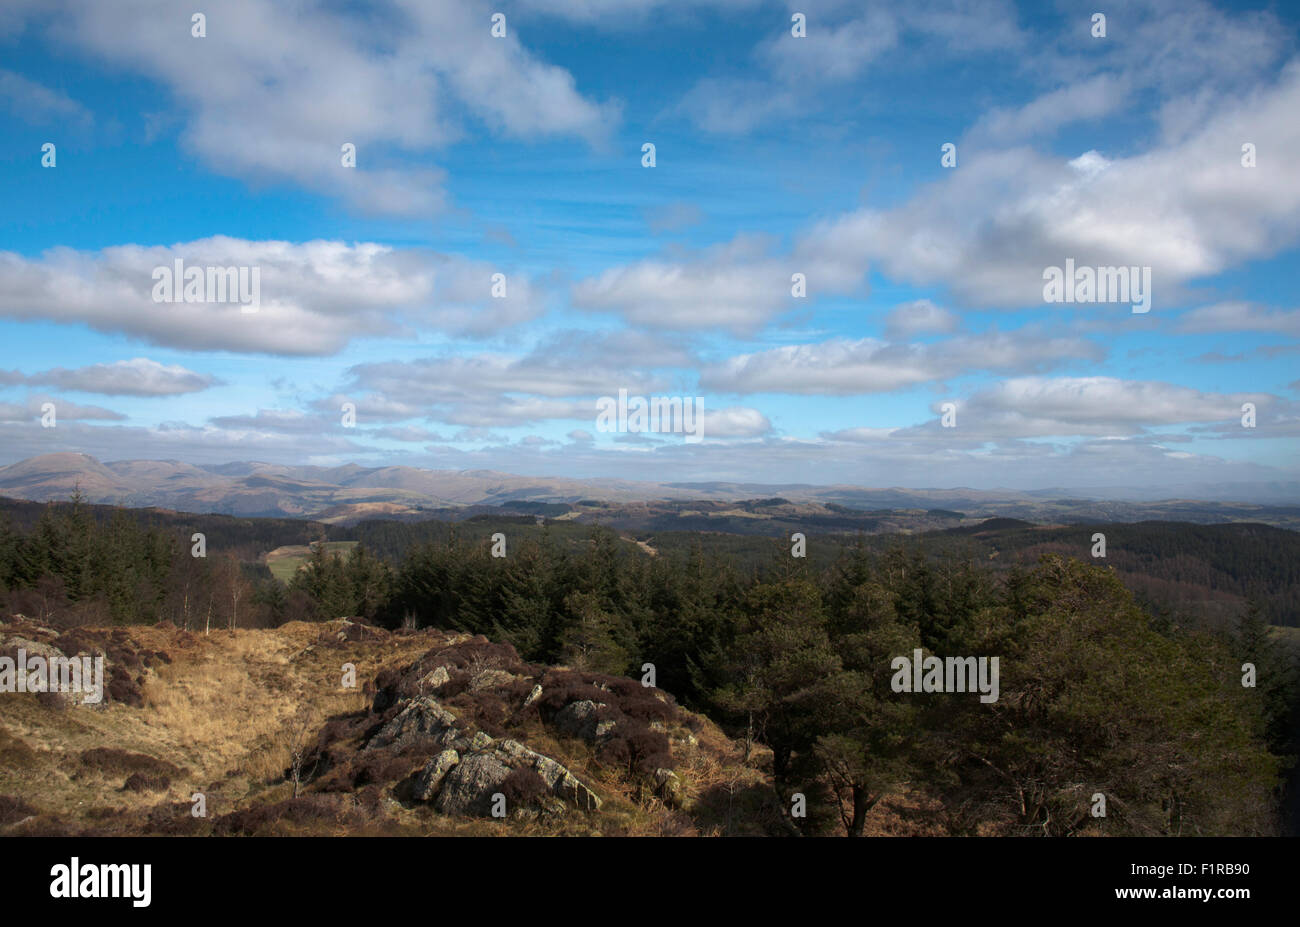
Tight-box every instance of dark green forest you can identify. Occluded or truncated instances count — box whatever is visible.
[1,493,1296,835]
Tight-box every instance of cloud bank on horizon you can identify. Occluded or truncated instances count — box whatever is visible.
[0,0,1297,496]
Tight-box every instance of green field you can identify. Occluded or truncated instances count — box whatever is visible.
[264,540,357,583]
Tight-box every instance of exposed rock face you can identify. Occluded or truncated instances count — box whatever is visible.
[413,749,460,801]
[367,696,459,750]
[352,635,691,820]
[468,731,493,751]
[0,633,81,708]
[653,768,683,808]
[491,739,602,811]
[434,752,513,816]
[0,633,65,662]
[553,699,614,742]
[364,685,606,817]
[419,665,451,692]
[413,731,602,815]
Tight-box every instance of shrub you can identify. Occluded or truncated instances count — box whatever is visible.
[0,794,37,826]
[122,772,170,792]
[79,747,183,779]
[211,794,360,836]
[500,767,548,807]
[447,689,510,736]
[144,800,208,836]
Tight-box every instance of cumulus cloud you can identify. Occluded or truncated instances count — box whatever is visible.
[371,425,452,443]
[883,299,960,338]
[701,406,772,438]
[23,0,616,215]
[0,358,217,396]
[307,330,701,429]
[573,234,865,333]
[819,426,899,442]
[572,236,792,333]
[208,409,336,435]
[678,0,1025,133]
[758,5,900,84]
[701,333,1101,395]
[965,74,1129,145]
[802,61,1300,308]
[1178,301,1300,335]
[0,238,543,355]
[0,396,124,422]
[896,376,1277,438]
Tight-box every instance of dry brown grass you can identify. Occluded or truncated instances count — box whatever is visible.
[0,618,783,837]
[0,619,436,832]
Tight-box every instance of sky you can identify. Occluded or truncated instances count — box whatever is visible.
[0,0,1298,495]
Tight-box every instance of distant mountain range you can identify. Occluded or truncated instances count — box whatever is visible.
[1,452,1299,529]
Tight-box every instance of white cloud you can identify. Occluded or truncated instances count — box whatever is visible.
[0,420,372,465]
[1178,301,1300,335]
[678,0,1025,133]
[25,0,616,215]
[701,406,772,438]
[758,6,900,84]
[901,376,1277,438]
[0,396,124,422]
[965,74,1128,145]
[572,236,793,333]
[0,237,543,355]
[512,0,760,23]
[208,409,334,435]
[820,426,898,442]
[0,68,91,126]
[883,299,960,338]
[802,60,1300,307]
[6,358,217,396]
[372,425,452,443]
[701,333,1101,395]
[573,234,864,333]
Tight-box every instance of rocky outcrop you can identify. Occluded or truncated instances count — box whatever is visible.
[553,699,614,742]
[653,768,683,807]
[366,696,459,750]
[406,726,602,815]
[490,738,602,811]
[414,749,461,802]
[352,635,696,821]
[1,629,85,708]
[434,752,514,816]
[418,665,451,692]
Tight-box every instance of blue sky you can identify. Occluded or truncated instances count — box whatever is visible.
[1,0,1298,496]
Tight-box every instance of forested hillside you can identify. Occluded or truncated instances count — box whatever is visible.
[1,494,1296,835]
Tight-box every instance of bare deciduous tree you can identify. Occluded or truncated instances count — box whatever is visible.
[286,708,319,798]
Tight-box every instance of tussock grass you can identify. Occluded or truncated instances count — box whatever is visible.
[0,617,773,836]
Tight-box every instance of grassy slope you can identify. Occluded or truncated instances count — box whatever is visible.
[0,619,789,836]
